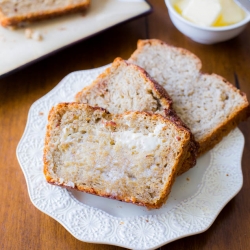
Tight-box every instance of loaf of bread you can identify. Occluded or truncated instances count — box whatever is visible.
[75,57,199,175]
[129,39,249,155]
[0,0,90,27]
[43,103,193,209]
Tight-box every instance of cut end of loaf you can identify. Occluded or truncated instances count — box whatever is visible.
[43,103,192,209]
[0,0,90,27]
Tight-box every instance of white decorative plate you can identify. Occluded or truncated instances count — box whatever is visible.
[0,0,151,77]
[16,65,244,250]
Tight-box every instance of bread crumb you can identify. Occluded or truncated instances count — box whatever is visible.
[25,28,33,39]
[226,174,229,176]
[39,112,44,116]
[32,31,43,41]
[25,28,43,41]
[186,177,190,181]
[119,221,124,225]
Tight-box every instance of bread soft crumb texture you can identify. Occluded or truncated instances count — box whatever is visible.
[129,39,249,155]
[75,57,199,175]
[0,0,90,27]
[43,103,192,209]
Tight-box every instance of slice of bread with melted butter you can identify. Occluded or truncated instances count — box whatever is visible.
[44,103,193,209]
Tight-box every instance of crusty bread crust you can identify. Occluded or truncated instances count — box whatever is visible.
[44,103,193,209]
[129,39,249,156]
[0,1,90,27]
[75,57,199,175]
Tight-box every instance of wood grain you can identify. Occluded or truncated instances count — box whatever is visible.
[0,1,250,249]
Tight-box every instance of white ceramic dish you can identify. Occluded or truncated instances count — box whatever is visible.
[0,0,151,78]
[16,65,245,249]
[165,0,250,44]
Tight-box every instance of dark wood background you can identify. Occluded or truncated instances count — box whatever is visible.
[1,1,249,249]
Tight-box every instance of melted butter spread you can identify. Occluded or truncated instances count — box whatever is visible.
[113,124,165,153]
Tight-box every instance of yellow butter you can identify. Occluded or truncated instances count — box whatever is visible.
[173,0,246,27]
[214,0,246,26]
[183,0,222,27]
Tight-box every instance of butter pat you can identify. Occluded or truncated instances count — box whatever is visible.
[114,130,162,152]
[118,124,165,152]
[183,0,222,27]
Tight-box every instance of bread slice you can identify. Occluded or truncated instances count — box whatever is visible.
[129,39,249,155]
[75,57,174,114]
[75,57,199,175]
[0,0,90,27]
[43,103,193,209]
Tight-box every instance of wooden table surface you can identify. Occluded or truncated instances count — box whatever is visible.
[1,1,250,249]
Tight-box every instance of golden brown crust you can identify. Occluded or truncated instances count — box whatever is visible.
[0,1,90,27]
[47,180,167,209]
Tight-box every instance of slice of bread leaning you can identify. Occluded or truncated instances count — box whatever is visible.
[129,39,249,155]
[75,57,199,175]
[0,0,90,27]
[43,103,193,209]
